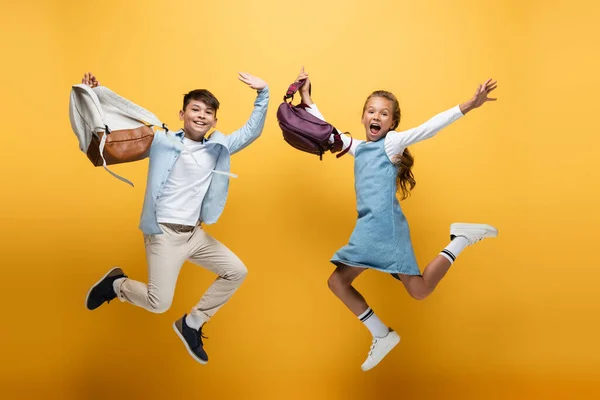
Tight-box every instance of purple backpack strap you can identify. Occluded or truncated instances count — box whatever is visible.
[284,79,309,102]
[334,135,352,158]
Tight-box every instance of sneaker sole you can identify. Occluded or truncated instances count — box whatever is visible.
[172,322,208,365]
[361,332,401,372]
[450,223,498,237]
[84,266,121,310]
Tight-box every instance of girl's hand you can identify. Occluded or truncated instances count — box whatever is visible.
[460,78,497,113]
[471,78,497,107]
[297,66,313,105]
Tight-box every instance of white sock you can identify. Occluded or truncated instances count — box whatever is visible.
[185,314,204,331]
[112,277,126,296]
[439,236,470,264]
[358,308,389,338]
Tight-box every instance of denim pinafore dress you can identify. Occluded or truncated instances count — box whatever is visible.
[330,137,420,276]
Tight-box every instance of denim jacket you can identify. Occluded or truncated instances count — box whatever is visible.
[139,87,269,234]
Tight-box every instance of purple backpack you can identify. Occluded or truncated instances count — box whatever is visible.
[277,79,350,160]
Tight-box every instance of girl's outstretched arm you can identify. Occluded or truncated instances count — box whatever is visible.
[384,78,498,157]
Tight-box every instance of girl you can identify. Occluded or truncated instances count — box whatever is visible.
[296,67,498,371]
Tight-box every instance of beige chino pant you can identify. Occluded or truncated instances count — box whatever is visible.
[116,223,247,327]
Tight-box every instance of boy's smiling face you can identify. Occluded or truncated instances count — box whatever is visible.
[179,100,217,138]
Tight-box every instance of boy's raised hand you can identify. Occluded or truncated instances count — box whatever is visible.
[81,72,100,88]
[238,72,267,91]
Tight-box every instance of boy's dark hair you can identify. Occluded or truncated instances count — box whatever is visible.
[183,89,220,114]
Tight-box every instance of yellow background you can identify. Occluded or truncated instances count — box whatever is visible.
[1,0,599,398]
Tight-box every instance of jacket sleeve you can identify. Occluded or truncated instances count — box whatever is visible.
[226,87,270,155]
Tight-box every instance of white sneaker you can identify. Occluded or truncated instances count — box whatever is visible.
[450,223,498,245]
[360,329,401,371]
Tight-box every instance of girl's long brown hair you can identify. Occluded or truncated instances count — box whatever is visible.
[363,91,416,200]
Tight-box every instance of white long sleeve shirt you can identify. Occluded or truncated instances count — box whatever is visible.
[306,104,464,159]
[155,137,219,226]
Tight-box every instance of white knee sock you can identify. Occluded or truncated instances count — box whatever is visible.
[358,308,389,338]
[439,236,470,264]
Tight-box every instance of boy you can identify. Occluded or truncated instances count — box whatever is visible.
[83,71,269,364]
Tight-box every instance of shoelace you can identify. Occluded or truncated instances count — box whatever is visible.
[103,292,117,304]
[193,330,208,347]
[460,234,485,245]
[471,234,486,244]
[368,338,380,357]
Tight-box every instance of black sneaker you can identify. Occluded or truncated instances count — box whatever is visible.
[173,314,209,364]
[85,267,127,310]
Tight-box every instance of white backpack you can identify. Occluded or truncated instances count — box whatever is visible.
[69,84,167,186]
